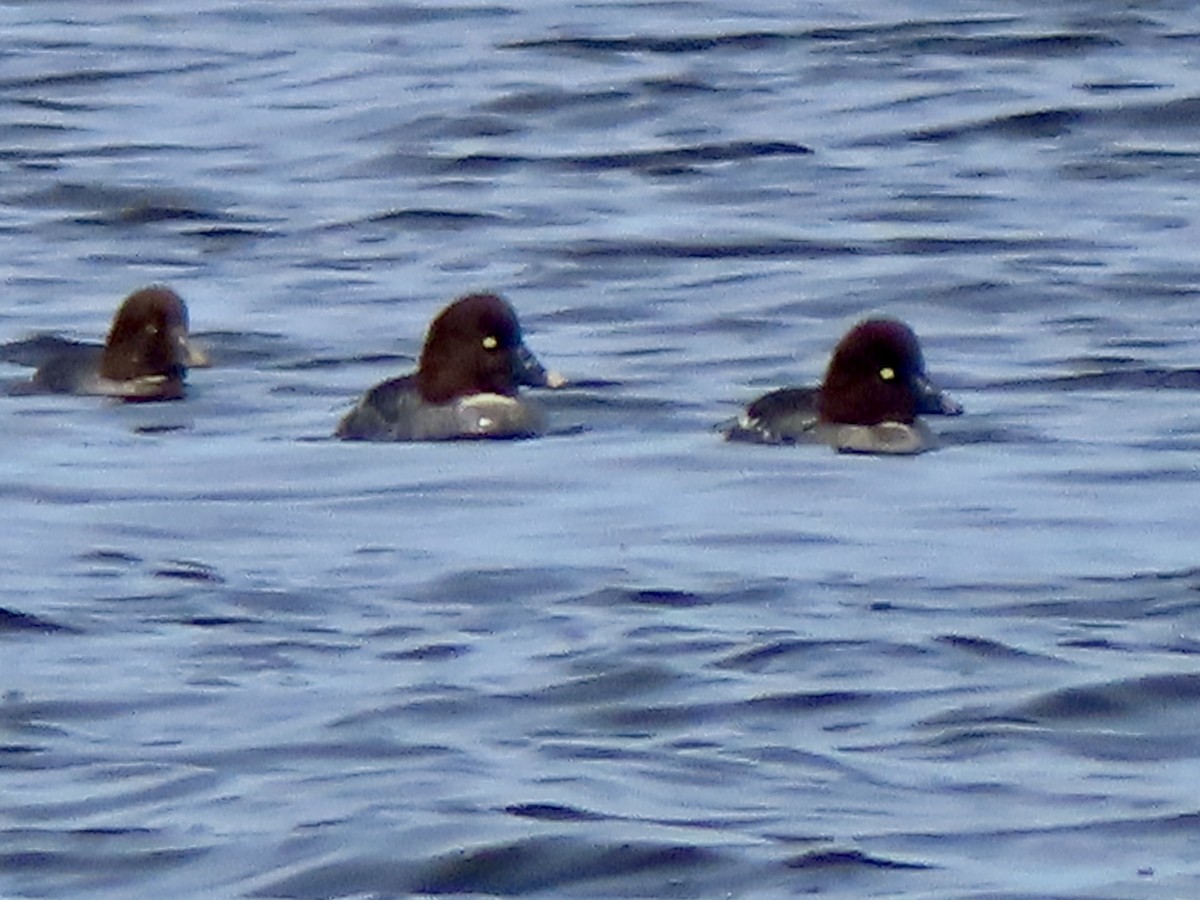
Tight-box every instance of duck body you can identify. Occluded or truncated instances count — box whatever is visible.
[723,318,961,454]
[336,293,553,442]
[5,286,206,402]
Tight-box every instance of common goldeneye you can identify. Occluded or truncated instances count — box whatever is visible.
[722,318,961,454]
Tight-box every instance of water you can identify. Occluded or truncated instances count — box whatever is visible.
[3,1,1200,897]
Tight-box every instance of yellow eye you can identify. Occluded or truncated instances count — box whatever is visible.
[482,335,498,350]
[879,367,895,381]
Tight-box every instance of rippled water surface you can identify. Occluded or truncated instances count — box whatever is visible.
[4,1,1200,897]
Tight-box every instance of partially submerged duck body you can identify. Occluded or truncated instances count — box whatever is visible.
[336,293,558,442]
[723,318,961,454]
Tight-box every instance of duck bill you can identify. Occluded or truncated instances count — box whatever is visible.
[185,342,211,368]
[513,343,550,388]
[913,374,962,416]
[174,328,211,369]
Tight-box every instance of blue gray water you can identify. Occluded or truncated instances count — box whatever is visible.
[3,2,1200,897]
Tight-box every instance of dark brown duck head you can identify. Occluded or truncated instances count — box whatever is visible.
[415,293,550,404]
[817,318,961,426]
[99,286,207,401]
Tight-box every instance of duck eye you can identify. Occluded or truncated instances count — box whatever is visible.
[879,367,895,381]
[482,335,498,350]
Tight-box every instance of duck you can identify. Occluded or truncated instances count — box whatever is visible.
[336,293,561,441]
[5,286,208,401]
[722,318,961,454]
